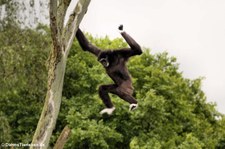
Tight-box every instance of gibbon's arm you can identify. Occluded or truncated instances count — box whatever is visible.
[120,31,142,57]
[76,28,101,57]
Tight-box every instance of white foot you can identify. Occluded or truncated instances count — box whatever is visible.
[129,103,138,111]
[100,107,116,115]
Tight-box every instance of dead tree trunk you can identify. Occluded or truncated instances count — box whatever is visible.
[30,0,91,148]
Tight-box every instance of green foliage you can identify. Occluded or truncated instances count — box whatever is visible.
[0,21,51,143]
[0,111,11,143]
[0,0,10,5]
[61,33,225,148]
[1,24,225,149]
[178,133,203,149]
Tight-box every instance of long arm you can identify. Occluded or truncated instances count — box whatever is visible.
[120,31,142,57]
[76,28,101,56]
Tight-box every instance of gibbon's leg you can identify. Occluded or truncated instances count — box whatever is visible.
[98,84,117,115]
[98,84,138,114]
[117,92,138,111]
[112,86,138,111]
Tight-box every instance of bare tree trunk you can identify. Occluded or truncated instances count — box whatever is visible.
[30,0,91,148]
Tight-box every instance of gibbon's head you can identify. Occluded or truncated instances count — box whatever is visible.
[98,50,113,68]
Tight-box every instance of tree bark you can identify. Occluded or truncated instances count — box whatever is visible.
[53,125,71,149]
[30,0,91,148]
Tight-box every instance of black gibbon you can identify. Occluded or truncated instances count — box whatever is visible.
[76,25,142,115]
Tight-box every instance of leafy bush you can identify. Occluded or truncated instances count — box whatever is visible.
[62,35,225,148]
[1,23,224,148]
[0,22,51,143]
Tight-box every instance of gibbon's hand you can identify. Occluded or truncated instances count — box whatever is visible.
[118,24,123,31]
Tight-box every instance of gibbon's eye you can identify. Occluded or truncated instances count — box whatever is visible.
[99,57,109,67]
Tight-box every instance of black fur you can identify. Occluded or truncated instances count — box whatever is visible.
[76,28,142,108]
[118,24,123,31]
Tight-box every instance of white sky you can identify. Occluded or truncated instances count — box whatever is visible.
[70,0,225,114]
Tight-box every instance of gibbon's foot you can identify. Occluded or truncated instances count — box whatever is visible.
[100,107,116,115]
[129,103,138,111]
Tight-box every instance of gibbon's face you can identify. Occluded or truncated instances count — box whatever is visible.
[98,51,111,67]
[99,57,109,67]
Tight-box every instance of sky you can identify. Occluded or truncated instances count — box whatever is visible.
[69,0,225,114]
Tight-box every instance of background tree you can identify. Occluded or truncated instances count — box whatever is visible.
[62,35,225,149]
[0,22,50,143]
[1,25,225,148]
[0,0,48,28]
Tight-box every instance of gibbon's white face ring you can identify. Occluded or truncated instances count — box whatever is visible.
[99,58,109,67]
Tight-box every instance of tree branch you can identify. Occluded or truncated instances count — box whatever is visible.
[63,0,91,56]
[57,0,71,35]
[49,0,59,46]
[53,125,71,149]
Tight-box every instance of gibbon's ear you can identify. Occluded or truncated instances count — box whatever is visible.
[118,24,123,31]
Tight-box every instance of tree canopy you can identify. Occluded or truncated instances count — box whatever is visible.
[0,22,225,148]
